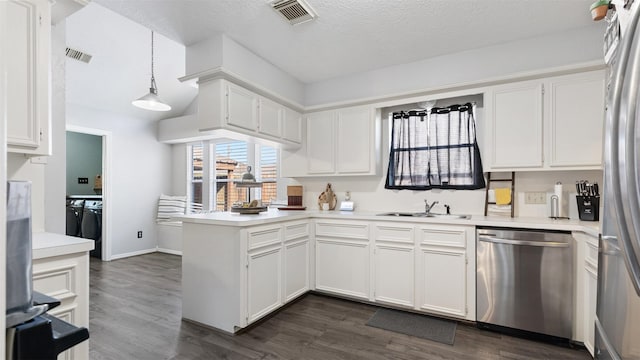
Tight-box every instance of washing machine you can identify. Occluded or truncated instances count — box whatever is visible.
[65,199,84,237]
[81,200,102,259]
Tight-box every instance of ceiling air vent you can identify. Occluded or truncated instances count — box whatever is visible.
[270,0,317,25]
[65,47,92,63]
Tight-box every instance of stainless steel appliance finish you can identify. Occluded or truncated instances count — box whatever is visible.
[598,2,640,358]
[476,228,574,339]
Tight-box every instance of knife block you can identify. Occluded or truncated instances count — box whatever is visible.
[577,195,600,221]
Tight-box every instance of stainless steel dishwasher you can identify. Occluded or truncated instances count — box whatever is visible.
[476,227,574,339]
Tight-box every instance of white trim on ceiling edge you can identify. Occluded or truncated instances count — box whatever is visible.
[179,60,605,114]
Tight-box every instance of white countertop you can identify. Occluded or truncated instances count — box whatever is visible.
[178,209,600,237]
[32,232,94,259]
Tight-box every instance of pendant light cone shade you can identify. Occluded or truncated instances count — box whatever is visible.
[132,31,171,112]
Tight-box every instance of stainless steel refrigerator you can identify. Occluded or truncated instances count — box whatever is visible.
[598,1,640,359]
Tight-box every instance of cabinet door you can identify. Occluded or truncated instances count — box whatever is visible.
[584,261,597,356]
[258,97,282,138]
[315,221,370,299]
[418,247,466,317]
[416,226,468,318]
[282,107,302,144]
[373,224,414,307]
[547,71,605,168]
[306,111,335,174]
[488,81,543,169]
[247,245,283,323]
[6,0,50,154]
[226,83,258,132]
[336,106,374,174]
[283,221,310,302]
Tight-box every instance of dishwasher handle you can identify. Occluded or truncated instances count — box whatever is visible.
[478,235,570,248]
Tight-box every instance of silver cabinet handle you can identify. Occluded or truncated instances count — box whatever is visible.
[478,236,569,248]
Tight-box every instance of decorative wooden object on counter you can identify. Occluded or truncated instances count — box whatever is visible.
[287,186,303,206]
[318,183,337,210]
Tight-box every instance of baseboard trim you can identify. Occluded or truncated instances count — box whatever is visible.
[157,247,182,256]
[109,248,157,260]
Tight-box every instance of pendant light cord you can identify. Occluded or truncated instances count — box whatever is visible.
[150,31,157,94]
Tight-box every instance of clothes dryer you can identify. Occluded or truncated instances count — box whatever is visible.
[81,200,102,259]
[65,200,84,237]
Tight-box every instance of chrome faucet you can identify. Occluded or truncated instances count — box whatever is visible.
[424,200,439,214]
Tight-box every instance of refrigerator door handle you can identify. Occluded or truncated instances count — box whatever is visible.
[606,2,640,296]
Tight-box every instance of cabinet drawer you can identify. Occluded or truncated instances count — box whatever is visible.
[315,221,369,240]
[33,261,77,301]
[247,226,282,250]
[373,224,414,244]
[418,226,466,248]
[284,221,309,241]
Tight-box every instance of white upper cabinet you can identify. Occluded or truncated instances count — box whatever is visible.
[226,82,258,132]
[306,111,335,174]
[484,69,605,171]
[282,107,302,144]
[547,71,605,168]
[282,105,380,177]
[257,96,282,138]
[336,106,374,173]
[197,79,301,147]
[486,81,544,169]
[5,0,51,156]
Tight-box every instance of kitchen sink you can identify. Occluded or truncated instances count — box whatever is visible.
[376,212,421,217]
[376,212,470,219]
[423,213,471,220]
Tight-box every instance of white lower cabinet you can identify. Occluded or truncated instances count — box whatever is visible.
[33,250,90,360]
[315,220,370,299]
[416,225,471,318]
[314,220,474,321]
[182,220,310,333]
[247,226,283,323]
[373,223,415,308]
[283,221,311,302]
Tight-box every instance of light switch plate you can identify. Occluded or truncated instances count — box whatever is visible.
[525,192,547,204]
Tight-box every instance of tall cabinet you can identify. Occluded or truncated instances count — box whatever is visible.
[4,0,51,156]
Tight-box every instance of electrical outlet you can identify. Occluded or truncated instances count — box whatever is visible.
[525,192,547,204]
[78,177,89,184]
[137,231,143,238]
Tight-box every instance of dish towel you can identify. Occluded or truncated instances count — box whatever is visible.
[495,188,511,205]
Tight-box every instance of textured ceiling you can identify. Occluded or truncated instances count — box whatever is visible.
[95,0,601,84]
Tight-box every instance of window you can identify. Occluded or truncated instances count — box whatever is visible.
[385,103,485,190]
[188,140,281,212]
[257,145,278,203]
[188,143,203,211]
[215,141,248,211]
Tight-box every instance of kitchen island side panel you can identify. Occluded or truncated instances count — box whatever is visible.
[182,223,242,333]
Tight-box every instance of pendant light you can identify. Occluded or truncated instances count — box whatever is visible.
[132,31,171,112]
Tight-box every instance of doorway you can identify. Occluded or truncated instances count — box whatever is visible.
[65,126,112,261]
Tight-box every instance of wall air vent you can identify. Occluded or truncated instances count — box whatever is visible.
[270,0,317,25]
[65,47,92,63]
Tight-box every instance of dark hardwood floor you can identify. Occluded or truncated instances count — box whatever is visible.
[89,253,591,360]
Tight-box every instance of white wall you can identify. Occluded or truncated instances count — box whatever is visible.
[304,26,604,106]
[185,34,305,105]
[66,103,172,257]
[66,132,102,195]
[45,21,68,234]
